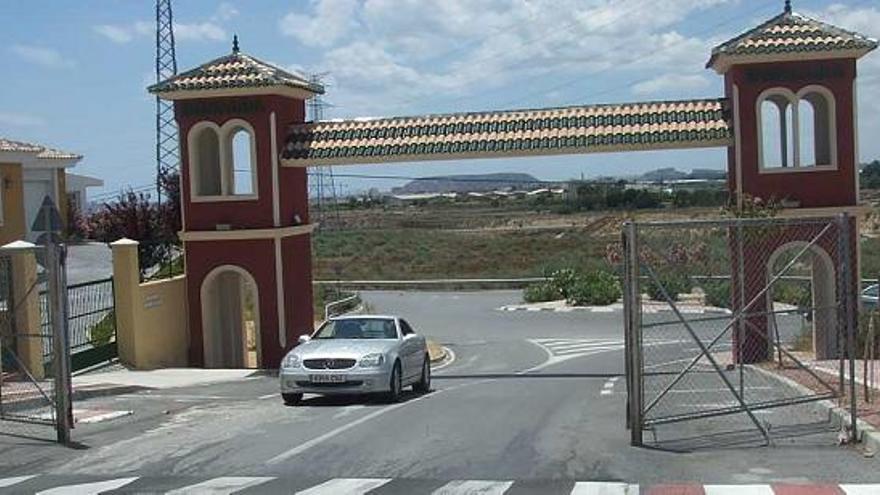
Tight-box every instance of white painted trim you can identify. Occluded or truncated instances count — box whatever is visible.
[200,264,262,368]
[270,112,280,227]
[156,85,316,101]
[274,236,286,348]
[280,138,733,168]
[187,121,222,199]
[797,84,838,169]
[710,49,873,74]
[179,223,315,242]
[853,79,860,203]
[189,194,259,203]
[221,118,259,196]
[756,85,838,173]
[733,84,743,209]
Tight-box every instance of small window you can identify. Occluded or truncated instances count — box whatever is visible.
[757,86,835,171]
[229,127,255,195]
[399,320,415,336]
[195,126,221,196]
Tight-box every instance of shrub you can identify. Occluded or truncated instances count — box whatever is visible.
[549,268,580,299]
[567,271,621,306]
[90,311,116,346]
[523,282,561,303]
[773,282,810,307]
[647,273,692,302]
[703,280,731,309]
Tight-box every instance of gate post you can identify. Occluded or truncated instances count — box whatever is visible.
[10,251,43,380]
[838,213,858,442]
[111,239,140,367]
[623,221,643,446]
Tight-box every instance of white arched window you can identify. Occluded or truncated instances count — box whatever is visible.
[757,86,836,172]
[226,124,256,196]
[187,119,259,200]
[190,123,222,197]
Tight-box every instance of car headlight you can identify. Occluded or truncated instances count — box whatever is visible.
[282,353,301,369]
[359,353,385,368]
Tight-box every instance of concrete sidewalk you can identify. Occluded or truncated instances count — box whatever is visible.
[73,367,260,391]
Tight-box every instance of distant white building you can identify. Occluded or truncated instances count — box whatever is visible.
[65,173,104,212]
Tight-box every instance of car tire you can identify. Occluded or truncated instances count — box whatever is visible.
[386,362,402,403]
[413,354,431,393]
[282,393,302,406]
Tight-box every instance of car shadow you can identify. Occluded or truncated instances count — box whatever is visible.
[296,389,433,408]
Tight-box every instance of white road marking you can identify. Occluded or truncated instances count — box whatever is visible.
[0,476,36,488]
[258,393,277,400]
[267,380,489,464]
[600,390,613,396]
[603,382,614,389]
[167,477,274,494]
[295,478,391,494]
[432,346,457,373]
[36,477,139,495]
[841,485,880,495]
[431,480,513,495]
[570,481,638,494]
[704,485,773,495]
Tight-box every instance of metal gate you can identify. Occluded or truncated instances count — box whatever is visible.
[41,277,116,373]
[0,254,59,440]
[623,215,858,449]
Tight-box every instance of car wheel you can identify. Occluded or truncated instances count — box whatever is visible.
[282,393,302,406]
[387,362,402,403]
[413,354,431,393]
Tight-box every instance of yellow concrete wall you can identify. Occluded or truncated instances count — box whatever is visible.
[134,276,189,368]
[56,169,67,230]
[0,163,26,245]
[112,239,189,369]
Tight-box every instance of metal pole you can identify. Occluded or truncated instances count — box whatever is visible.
[47,240,71,444]
[839,213,858,443]
[623,222,642,446]
[737,220,746,398]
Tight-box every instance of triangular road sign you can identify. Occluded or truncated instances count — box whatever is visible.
[32,195,63,233]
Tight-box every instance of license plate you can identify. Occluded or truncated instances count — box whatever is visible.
[310,374,346,384]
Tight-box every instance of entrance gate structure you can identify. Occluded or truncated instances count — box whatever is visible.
[147,1,876,438]
[623,215,857,448]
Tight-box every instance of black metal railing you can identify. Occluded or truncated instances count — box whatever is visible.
[41,277,116,371]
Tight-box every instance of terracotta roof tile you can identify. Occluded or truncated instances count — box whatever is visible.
[0,137,81,160]
[283,98,732,165]
[708,10,877,70]
[149,51,323,96]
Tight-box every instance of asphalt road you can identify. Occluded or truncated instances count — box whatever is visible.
[0,290,877,493]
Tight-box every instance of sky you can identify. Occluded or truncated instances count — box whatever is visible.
[1,0,879,199]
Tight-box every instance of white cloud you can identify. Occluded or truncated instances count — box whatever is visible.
[94,3,238,45]
[93,24,134,44]
[10,44,75,69]
[174,22,227,42]
[633,73,711,95]
[279,0,359,47]
[0,112,46,128]
[283,0,736,115]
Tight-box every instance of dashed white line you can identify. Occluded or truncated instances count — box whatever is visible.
[295,478,391,495]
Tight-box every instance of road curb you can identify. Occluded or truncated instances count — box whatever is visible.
[427,340,446,363]
[753,365,880,454]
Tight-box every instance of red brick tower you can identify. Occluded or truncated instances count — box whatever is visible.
[150,39,322,368]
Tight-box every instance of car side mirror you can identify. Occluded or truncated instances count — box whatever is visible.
[298,335,311,344]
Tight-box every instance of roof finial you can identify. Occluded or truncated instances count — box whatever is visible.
[784,0,792,14]
[232,34,240,54]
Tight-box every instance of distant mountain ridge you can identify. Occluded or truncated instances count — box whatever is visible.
[391,173,547,194]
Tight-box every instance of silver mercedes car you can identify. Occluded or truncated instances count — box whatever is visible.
[279,315,431,405]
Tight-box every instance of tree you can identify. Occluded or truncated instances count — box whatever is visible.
[861,160,880,189]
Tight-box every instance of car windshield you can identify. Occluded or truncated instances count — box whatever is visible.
[313,318,398,340]
[865,285,879,298]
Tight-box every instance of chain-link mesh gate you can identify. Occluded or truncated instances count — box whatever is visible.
[0,254,59,441]
[624,215,858,450]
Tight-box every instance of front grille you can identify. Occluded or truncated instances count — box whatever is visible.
[303,358,356,370]
[295,380,363,388]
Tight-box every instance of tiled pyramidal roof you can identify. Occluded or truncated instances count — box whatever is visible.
[148,51,323,96]
[708,9,878,70]
[283,99,732,166]
[0,137,81,160]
